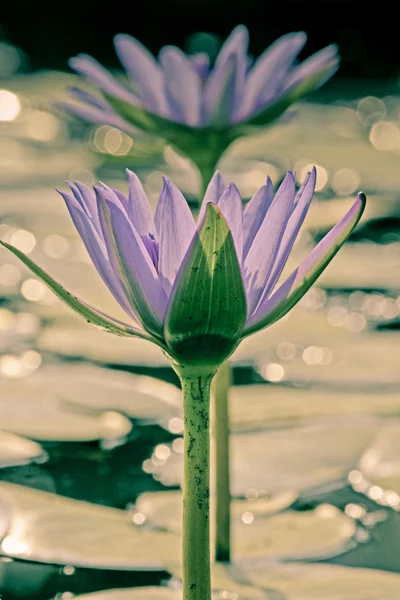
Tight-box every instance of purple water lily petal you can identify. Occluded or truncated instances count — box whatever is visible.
[159,46,201,126]
[244,192,366,335]
[96,187,167,336]
[68,86,111,110]
[244,172,296,315]
[58,189,137,320]
[69,54,141,105]
[198,170,226,223]
[126,169,156,238]
[203,25,248,124]
[284,44,339,92]
[71,181,102,233]
[236,32,307,121]
[217,25,249,66]
[260,168,316,302]
[243,177,274,258]
[217,183,243,263]
[154,177,196,296]
[114,34,168,117]
[57,99,136,135]
[190,53,210,79]
[203,53,237,126]
[99,182,129,213]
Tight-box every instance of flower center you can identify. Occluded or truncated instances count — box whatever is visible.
[141,233,159,271]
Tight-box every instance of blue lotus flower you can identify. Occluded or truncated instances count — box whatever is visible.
[1,168,365,370]
[61,26,338,138]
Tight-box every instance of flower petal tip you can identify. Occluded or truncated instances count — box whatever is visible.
[357,191,367,210]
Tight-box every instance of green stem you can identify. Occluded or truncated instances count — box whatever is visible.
[212,360,231,563]
[198,159,218,197]
[181,373,213,600]
[196,153,233,565]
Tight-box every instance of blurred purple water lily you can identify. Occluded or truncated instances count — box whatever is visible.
[61,26,338,136]
[1,169,364,369]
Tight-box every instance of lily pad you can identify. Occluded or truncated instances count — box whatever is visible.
[359,423,400,495]
[229,385,400,432]
[0,431,46,468]
[27,362,181,426]
[287,242,400,291]
[0,482,179,569]
[0,308,40,352]
[0,377,133,442]
[135,490,354,561]
[73,590,183,600]
[149,418,379,495]
[255,332,400,389]
[210,560,400,599]
[233,307,351,365]
[37,323,168,367]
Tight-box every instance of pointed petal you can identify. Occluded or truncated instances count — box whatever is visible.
[244,172,296,314]
[244,193,366,335]
[259,168,316,302]
[203,53,237,126]
[0,241,151,340]
[69,54,141,105]
[154,178,196,296]
[114,34,168,116]
[56,99,136,135]
[237,32,307,121]
[204,24,249,125]
[217,25,249,66]
[217,183,243,263]
[237,64,338,130]
[99,182,129,213]
[96,188,167,337]
[198,170,226,223]
[68,86,110,110]
[71,181,101,232]
[243,177,274,258]
[164,203,247,367]
[285,44,339,91]
[126,169,155,237]
[58,189,136,319]
[159,46,201,126]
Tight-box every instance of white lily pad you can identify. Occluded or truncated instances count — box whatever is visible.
[255,331,400,389]
[0,482,179,569]
[0,308,40,352]
[73,590,183,600]
[233,307,351,365]
[72,564,400,600]
[27,362,181,426]
[37,322,168,366]
[135,490,354,561]
[359,423,400,496]
[0,377,133,442]
[149,418,379,496]
[286,242,400,291]
[230,385,400,432]
[241,101,400,194]
[0,431,46,468]
[209,560,400,599]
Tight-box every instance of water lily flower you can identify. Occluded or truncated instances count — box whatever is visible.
[1,168,365,600]
[60,27,339,182]
[1,167,364,371]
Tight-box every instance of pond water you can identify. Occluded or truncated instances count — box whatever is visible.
[1,71,400,598]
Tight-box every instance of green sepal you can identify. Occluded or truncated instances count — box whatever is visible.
[164,203,247,371]
[0,241,158,343]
